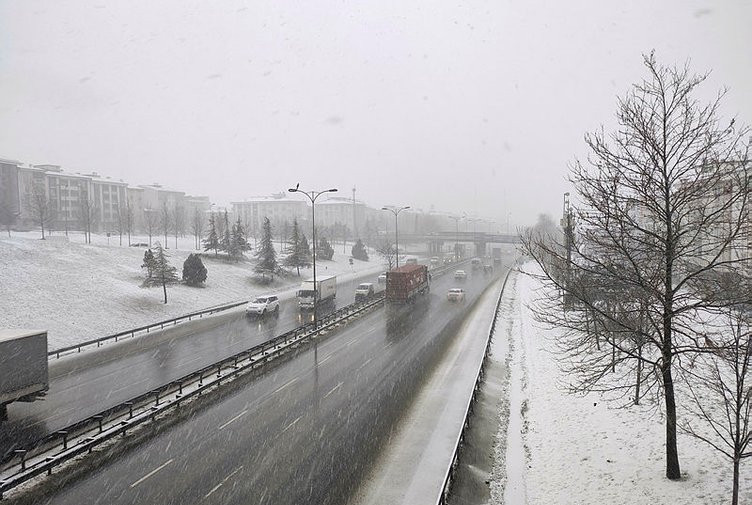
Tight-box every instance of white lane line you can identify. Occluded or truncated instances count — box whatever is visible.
[130,458,174,488]
[324,382,343,399]
[204,465,244,499]
[281,415,303,433]
[319,354,334,365]
[218,409,248,430]
[272,377,298,395]
[356,357,374,372]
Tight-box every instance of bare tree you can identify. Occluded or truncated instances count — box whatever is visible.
[681,307,752,505]
[0,201,18,237]
[115,204,124,246]
[144,206,158,247]
[191,208,205,251]
[377,239,396,270]
[124,199,134,246]
[25,185,53,240]
[160,202,172,247]
[521,53,750,480]
[173,205,185,250]
[79,198,97,244]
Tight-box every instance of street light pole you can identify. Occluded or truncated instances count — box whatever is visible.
[449,215,463,262]
[289,184,338,329]
[381,206,410,269]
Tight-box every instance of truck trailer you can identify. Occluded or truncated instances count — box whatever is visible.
[0,329,49,421]
[297,275,337,310]
[385,264,430,303]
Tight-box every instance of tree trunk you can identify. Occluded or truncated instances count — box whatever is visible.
[662,346,681,479]
[731,457,740,505]
[162,278,168,304]
[635,344,642,405]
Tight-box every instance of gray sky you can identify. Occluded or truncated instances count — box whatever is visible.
[1,0,750,228]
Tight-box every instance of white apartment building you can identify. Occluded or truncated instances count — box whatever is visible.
[231,193,309,236]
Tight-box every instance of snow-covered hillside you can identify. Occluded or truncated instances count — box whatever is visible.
[0,232,383,348]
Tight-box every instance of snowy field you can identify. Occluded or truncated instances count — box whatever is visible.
[490,264,752,505]
[0,231,386,349]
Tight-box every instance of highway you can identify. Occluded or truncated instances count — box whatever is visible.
[9,258,510,505]
[0,269,384,460]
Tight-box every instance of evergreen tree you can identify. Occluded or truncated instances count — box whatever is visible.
[182,253,207,286]
[299,234,312,267]
[203,213,220,256]
[283,219,311,276]
[141,249,156,278]
[254,217,278,280]
[220,210,232,254]
[230,217,251,261]
[146,242,179,303]
[318,236,335,260]
[351,239,369,261]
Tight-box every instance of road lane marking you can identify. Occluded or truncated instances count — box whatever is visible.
[204,465,244,499]
[319,354,334,365]
[324,382,342,399]
[356,357,374,372]
[272,377,298,395]
[130,458,174,488]
[218,409,248,430]
[281,415,302,433]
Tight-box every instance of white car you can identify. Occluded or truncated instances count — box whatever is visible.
[355,282,375,301]
[246,295,280,317]
[447,288,465,302]
[454,269,467,281]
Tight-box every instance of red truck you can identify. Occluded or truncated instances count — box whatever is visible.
[385,264,431,303]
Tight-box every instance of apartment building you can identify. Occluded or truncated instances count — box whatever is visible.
[231,193,309,236]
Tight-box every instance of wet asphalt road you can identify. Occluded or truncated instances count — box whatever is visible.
[0,271,383,459]
[14,260,509,505]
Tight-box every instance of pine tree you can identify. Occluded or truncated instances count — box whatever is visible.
[141,249,156,278]
[147,242,179,303]
[230,217,250,261]
[220,210,232,255]
[203,213,220,256]
[351,239,369,261]
[254,217,278,281]
[318,236,334,261]
[283,219,311,276]
[182,253,207,286]
[299,234,312,268]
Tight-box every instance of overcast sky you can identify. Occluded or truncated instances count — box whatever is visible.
[1,1,750,228]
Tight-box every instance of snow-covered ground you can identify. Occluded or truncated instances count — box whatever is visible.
[0,231,385,348]
[489,263,752,504]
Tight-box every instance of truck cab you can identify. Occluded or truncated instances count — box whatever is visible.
[297,275,337,310]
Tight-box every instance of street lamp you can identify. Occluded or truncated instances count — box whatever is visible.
[449,215,464,262]
[288,184,338,329]
[381,206,410,269]
[466,217,482,256]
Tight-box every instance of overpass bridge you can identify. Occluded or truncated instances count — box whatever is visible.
[395,231,521,255]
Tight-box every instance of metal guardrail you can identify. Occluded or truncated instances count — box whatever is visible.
[0,294,386,499]
[48,299,250,359]
[435,264,516,505]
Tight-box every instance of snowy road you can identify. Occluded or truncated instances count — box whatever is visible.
[11,260,510,504]
[0,270,382,459]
